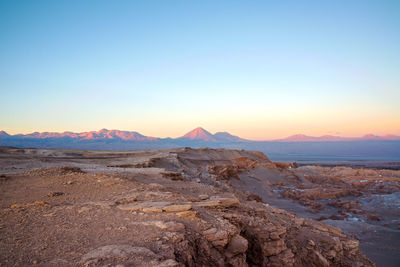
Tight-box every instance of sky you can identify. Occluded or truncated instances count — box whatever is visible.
[1,0,399,140]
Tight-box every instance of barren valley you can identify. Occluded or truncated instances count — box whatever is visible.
[0,147,399,266]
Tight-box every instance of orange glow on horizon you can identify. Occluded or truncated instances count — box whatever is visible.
[3,118,399,141]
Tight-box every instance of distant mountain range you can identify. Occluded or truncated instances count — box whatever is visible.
[1,128,400,159]
[0,129,157,141]
[1,127,399,142]
[0,127,245,143]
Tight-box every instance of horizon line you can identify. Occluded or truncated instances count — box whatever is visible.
[1,127,400,142]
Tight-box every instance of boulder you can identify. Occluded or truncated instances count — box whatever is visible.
[226,235,248,255]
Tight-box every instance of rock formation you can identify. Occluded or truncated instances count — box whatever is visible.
[0,147,392,266]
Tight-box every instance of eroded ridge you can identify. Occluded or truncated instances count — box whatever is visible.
[0,147,389,266]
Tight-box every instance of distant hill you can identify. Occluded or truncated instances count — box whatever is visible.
[179,127,216,142]
[0,131,10,138]
[213,132,246,142]
[178,127,246,142]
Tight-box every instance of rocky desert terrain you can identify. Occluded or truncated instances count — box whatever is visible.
[0,147,399,266]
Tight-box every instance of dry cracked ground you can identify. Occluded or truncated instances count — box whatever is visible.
[0,147,399,266]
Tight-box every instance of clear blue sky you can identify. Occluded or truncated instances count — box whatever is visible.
[1,0,399,139]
